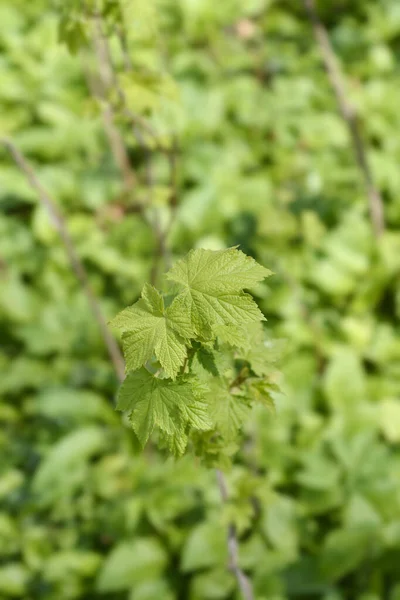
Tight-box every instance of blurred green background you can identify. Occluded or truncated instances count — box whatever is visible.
[1,0,400,598]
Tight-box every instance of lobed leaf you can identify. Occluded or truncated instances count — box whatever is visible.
[207,380,251,442]
[166,248,271,336]
[110,284,192,378]
[117,368,212,449]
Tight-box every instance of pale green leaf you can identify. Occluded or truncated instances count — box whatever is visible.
[160,430,188,457]
[117,369,212,447]
[207,381,251,441]
[213,323,250,349]
[165,293,196,339]
[380,398,400,443]
[239,322,285,376]
[247,379,277,412]
[142,282,164,313]
[181,522,227,572]
[166,248,269,335]
[167,247,271,293]
[111,284,191,378]
[96,537,167,592]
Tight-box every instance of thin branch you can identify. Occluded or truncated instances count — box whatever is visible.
[89,15,137,195]
[91,7,180,286]
[90,9,168,286]
[2,139,125,383]
[92,11,162,149]
[102,103,137,192]
[163,136,180,259]
[167,137,179,211]
[302,0,385,237]
[90,11,167,288]
[216,470,255,600]
[115,23,133,71]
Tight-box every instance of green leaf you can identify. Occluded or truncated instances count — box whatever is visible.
[110,249,275,458]
[190,568,235,599]
[96,538,167,592]
[166,248,271,335]
[0,563,29,597]
[323,349,366,408]
[213,323,250,349]
[320,527,381,581]
[117,368,212,448]
[196,347,219,376]
[207,380,251,441]
[111,284,193,378]
[32,427,106,505]
[129,580,174,600]
[246,379,278,412]
[181,522,227,572]
[379,398,400,443]
[44,551,102,582]
[239,322,284,376]
[142,282,164,313]
[164,291,197,339]
[33,388,112,423]
[262,494,298,555]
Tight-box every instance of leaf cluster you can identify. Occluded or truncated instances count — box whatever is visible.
[111,247,278,460]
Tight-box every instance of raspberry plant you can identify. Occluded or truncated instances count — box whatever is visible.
[111,247,279,464]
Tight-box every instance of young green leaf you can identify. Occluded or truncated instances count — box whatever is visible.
[207,380,251,442]
[165,248,271,336]
[117,368,212,449]
[246,379,278,413]
[110,284,193,379]
[238,322,286,377]
[213,323,250,350]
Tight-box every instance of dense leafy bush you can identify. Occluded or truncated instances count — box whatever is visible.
[1,0,400,598]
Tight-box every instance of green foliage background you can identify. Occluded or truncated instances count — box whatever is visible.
[1,0,400,598]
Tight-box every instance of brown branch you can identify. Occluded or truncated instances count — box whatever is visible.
[302,0,385,237]
[91,7,180,286]
[92,11,162,149]
[90,12,166,288]
[90,14,137,195]
[102,103,137,192]
[163,136,180,258]
[90,9,168,286]
[115,23,133,71]
[216,470,255,600]
[2,139,125,383]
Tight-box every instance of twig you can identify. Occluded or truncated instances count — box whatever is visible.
[102,102,137,192]
[90,14,137,195]
[92,11,162,148]
[91,7,180,283]
[302,0,385,237]
[162,136,180,259]
[115,23,133,71]
[90,9,168,285]
[90,11,166,287]
[216,470,255,600]
[2,139,125,383]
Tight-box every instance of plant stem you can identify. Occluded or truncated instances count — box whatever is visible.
[216,469,255,600]
[302,0,384,237]
[2,139,125,383]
